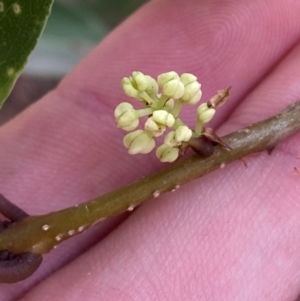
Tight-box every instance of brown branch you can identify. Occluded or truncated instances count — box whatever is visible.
[0,101,300,257]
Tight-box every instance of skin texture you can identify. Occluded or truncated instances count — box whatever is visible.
[0,0,300,300]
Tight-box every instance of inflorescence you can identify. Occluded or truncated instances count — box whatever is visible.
[114,71,230,162]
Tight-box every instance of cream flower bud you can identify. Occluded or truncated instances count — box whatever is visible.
[123,130,155,154]
[132,71,148,91]
[157,71,184,99]
[162,79,185,99]
[186,89,202,105]
[164,131,178,147]
[180,73,197,86]
[152,110,175,127]
[122,77,139,98]
[180,74,202,105]
[175,126,192,142]
[121,71,149,99]
[197,103,216,124]
[181,82,202,105]
[117,111,139,131]
[115,102,139,131]
[114,102,133,119]
[156,144,179,163]
[144,117,166,137]
[145,75,159,96]
[157,71,179,87]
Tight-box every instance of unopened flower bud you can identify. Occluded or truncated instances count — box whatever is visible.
[197,103,216,124]
[132,71,148,91]
[144,117,166,137]
[164,131,178,147]
[163,79,185,99]
[157,71,179,87]
[152,110,175,127]
[122,72,150,99]
[117,111,139,131]
[145,75,159,96]
[123,130,155,154]
[156,144,179,163]
[157,71,184,99]
[175,125,192,142]
[122,77,138,98]
[181,82,202,105]
[180,73,197,86]
[115,102,139,131]
[114,102,133,118]
[180,74,202,105]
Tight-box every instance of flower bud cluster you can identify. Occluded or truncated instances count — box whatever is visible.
[114,71,228,163]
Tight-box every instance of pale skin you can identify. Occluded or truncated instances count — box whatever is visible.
[1,0,300,300]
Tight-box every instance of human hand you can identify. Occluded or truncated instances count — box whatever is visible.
[1,0,300,300]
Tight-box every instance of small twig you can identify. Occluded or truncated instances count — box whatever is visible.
[0,101,300,257]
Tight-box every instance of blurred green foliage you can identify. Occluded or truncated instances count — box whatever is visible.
[25,0,147,78]
[87,0,147,27]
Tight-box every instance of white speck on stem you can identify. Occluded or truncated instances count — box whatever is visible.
[153,190,160,198]
[68,230,76,236]
[42,224,50,231]
[127,205,135,211]
[220,163,226,169]
[171,185,180,192]
[12,3,21,14]
[55,234,63,241]
[78,226,85,232]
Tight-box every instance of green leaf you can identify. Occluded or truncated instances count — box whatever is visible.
[0,0,54,108]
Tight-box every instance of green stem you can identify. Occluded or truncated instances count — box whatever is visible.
[157,94,169,109]
[136,108,153,117]
[1,101,300,255]
[173,117,186,129]
[194,120,203,136]
[172,100,184,118]
[138,91,156,107]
